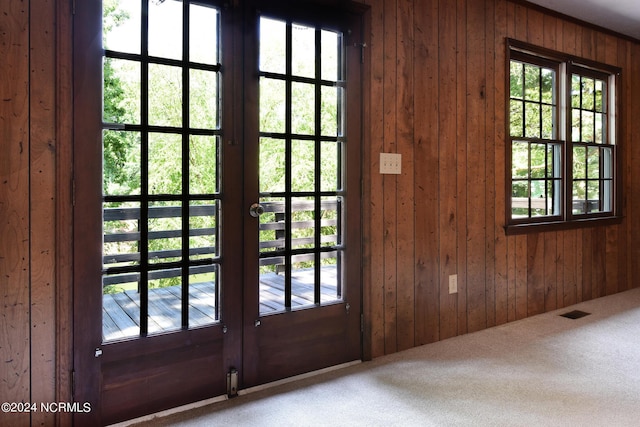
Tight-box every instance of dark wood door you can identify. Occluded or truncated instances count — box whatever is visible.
[240,4,364,386]
[73,1,364,425]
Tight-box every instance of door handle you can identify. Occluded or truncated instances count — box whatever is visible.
[249,203,265,218]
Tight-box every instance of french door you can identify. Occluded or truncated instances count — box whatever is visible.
[73,1,365,425]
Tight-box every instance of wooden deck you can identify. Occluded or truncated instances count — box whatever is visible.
[102,266,340,341]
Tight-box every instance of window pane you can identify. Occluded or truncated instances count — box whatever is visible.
[260,138,285,193]
[512,141,529,178]
[321,140,341,192]
[541,68,554,104]
[148,0,182,60]
[103,130,141,196]
[582,111,594,143]
[530,144,545,179]
[104,58,140,125]
[103,0,141,54]
[149,133,182,195]
[258,197,285,256]
[595,112,605,144]
[587,147,600,179]
[572,181,586,214]
[582,77,595,110]
[587,181,600,203]
[260,17,286,74]
[292,22,315,78]
[524,64,540,101]
[571,75,581,108]
[149,64,182,127]
[524,102,540,138]
[148,201,183,265]
[602,147,613,179]
[189,135,218,194]
[320,197,340,248]
[292,140,315,192]
[103,201,141,270]
[510,61,523,98]
[530,180,545,199]
[189,201,218,261]
[511,180,529,218]
[573,146,586,179]
[321,86,339,136]
[190,4,218,65]
[291,197,315,250]
[188,268,219,326]
[510,100,524,137]
[572,109,581,142]
[260,77,286,133]
[321,30,339,81]
[292,82,316,135]
[602,180,613,212]
[546,144,561,178]
[512,181,529,198]
[595,80,605,112]
[148,276,182,334]
[541,104,554,139]
[190,69,218,130]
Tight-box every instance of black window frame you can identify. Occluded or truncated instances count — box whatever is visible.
[506,39,622,235]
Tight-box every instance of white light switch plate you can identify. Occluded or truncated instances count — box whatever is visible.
[380,153,402,174]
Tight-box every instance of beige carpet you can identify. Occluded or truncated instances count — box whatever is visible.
[124,287,640,427]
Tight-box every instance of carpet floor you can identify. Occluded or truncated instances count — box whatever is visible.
[123,287,640,427]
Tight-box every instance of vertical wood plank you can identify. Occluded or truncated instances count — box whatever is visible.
[515,235,528,319]
[395,0,416,351]
[484,0,497,329]
[562,230,577,307]
[455,0,468,336]
[413,0,440,345]
[581,228,593,300]
[526,7,544,45]
[382,0,399,353]
[543,232,558,311]
[56,0,76,421]
[438,0,458,340]
[363,0,386,358]
[0,1,31,425]
[30,1,58,425]
[526,233,545,316]
[465,0,487,333]
[592,227,606,298]
[494,0,510,326]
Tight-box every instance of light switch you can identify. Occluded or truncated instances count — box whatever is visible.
[380,153,402,174]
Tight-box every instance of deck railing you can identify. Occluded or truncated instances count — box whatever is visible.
[102,199,340,289]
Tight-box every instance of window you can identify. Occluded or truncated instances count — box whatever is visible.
[507,40,621,233]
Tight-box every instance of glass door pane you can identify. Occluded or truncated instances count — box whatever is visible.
[257,17,345,315]
[101,0,222,341]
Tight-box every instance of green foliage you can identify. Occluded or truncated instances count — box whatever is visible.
[103,5,342,291]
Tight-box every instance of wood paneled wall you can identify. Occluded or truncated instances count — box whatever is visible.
[1,0,639,425]
[0,1,73,426]
[361,0,640,358]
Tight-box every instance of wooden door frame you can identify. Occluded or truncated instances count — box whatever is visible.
[72,0,104,424]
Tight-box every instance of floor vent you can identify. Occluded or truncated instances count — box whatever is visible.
[560,310,591,319]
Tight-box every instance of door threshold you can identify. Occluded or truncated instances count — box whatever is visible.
[238,360,362,396]
[107,360,362,427]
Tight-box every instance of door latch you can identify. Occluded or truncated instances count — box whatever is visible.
[227,368,238,397]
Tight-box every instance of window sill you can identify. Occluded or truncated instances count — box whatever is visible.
[504,215,624,235]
